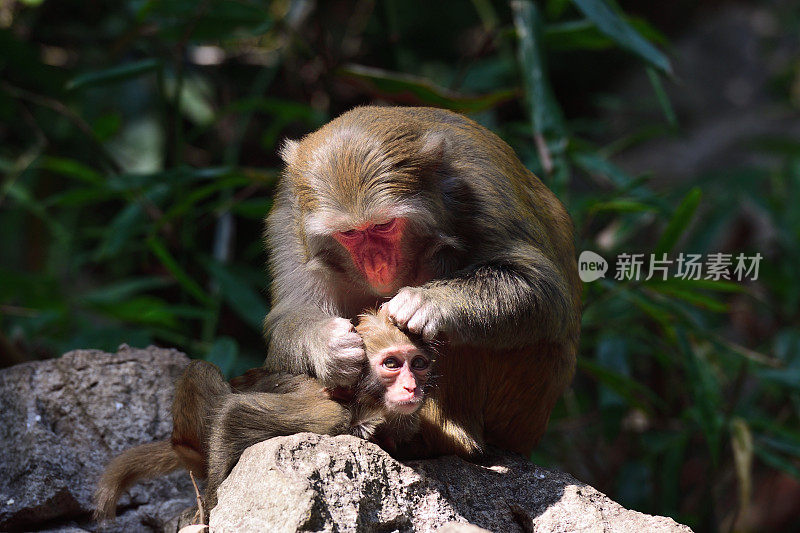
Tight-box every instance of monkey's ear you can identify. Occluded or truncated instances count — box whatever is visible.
[279,139,301,166]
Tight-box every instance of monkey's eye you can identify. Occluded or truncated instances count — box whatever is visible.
[410,356,430,370]
[372,219,397,233]
[382,357,401,369]
[335,229,364,244]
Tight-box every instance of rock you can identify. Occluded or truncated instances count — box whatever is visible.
[0,347,692,533]
[0,345,194,532]
[437,524,491,533]
[210,433,692,533]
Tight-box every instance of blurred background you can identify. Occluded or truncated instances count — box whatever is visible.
[1,0,798,530]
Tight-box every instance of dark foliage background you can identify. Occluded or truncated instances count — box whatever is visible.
[1,0,799,530]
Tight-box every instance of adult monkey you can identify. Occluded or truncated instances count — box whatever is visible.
[265,106,581,457]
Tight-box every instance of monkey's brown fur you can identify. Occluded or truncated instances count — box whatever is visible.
[94,367,351,521]
[266,106,581,458]
[93,361,229,520]
[94,313,432,521]
[92,441,182,521]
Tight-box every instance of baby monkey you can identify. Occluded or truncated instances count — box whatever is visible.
[94,310,435,521]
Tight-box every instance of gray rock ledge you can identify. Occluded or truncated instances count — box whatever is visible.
[0,346,692,532]
[209,433,692,533]
[0,346,193,532]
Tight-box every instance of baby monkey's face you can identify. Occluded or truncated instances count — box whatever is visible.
[371,343,431,415]
[356,309,434,416]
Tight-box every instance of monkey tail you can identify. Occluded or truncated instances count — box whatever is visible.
[93,440,181,521]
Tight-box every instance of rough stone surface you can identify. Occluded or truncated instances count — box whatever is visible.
[0,345,194,532]
[1,347,692,533]
[210,433,693,533]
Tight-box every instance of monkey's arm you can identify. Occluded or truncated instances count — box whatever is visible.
[386,243,576,348]
[93,441,180,520]
[265,301,366,386]
[264,197,366,386]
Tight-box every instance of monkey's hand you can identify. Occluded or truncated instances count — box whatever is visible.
[318,317,366,387]
[383,287,446,340]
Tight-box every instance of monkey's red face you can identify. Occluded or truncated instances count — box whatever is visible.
[333,217,409,296]
[372,343,430,415]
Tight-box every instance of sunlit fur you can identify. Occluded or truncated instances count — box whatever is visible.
[265,106,581,458]
[94,311,436,521]
[350,311,436,435]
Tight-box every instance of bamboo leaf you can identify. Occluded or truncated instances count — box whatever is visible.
[511,0,566,138]
[67,59,162,90]
[338,64,517,114]
[647,67,678,128]
[147,237,212,306]
[39,157,104,185]
[654,187,702,255]
[80,277,171,305]
[578,356,661,409]
[571,0,672,73]
[203,259,269,332]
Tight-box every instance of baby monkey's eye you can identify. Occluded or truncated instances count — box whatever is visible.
[410,356,430,370]
[340,229,359,237]
[383,357,401,369]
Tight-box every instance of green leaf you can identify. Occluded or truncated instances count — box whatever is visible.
[338,64,517,114]
[572,151,636,189]
[654,187,702,255]
[94,295,178,328]
[754,445,800,480]
[571,0,672,74]
[95,202,145,259]
[546,15,671,52]
[203,259,269,332]
[578,356,660,410]
[44,187,118,207]
[595,335,630,408]
[647,67,677,128]
[67,58,162,90]
[38,157,104,185]
[160,175,251,226]
[620,287,674,327]
[63,323,152,354]
[80,277,172,305]
[147,237,213,306]
[676,330,724,460]
[646,278,745,293]
[4,182,70,242]
[588,199,655,213]
[749,416,800,446]
[512,1,566,138]
[544,20,615,50]
[231,197,273,219]
[711,336,778,368]
[645,285,728,313]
